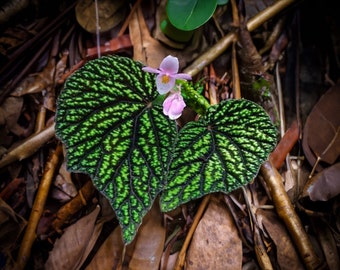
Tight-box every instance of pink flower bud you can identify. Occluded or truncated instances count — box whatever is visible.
[163,92,186,120]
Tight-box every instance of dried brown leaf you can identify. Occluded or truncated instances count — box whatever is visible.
[185,199,242,270]
[257,209,304,270]
[45,206,102,270]
[85,226,124,270]
[127,199,166,270]
[128,5,167,67]
[312,218,340,270]
[302,162,340,201]
[302,84,340,171]
[0,197,27,252]
[0,96,24,136]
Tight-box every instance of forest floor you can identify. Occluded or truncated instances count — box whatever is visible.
[0,0,340,269]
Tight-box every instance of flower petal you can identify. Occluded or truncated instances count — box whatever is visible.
[174,73,192,81]
[159,55,179,74]
[142,66,161,74]
[156,74,176,94]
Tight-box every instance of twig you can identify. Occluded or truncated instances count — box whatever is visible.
[184,0,298,77]
[15,143,63,270]
[260,161,325,270]
[231,0,241,99]
[0,123,55,169]
[117,0,142,37]
[242,186,273,270]
[52,179,97,233]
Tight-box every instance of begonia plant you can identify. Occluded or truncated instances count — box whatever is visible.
[55,55,277,243]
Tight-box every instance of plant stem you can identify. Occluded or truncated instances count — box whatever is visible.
[180,81,210,116]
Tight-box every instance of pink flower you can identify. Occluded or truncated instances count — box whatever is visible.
[142,55,192,94]
[163,91,186,120]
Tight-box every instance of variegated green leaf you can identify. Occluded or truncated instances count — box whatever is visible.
[161,99,277,211]
[55,56,177,243]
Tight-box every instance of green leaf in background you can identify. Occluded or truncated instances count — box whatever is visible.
[217,0,229,5]
[166,0,218,31]
[161,99,277,211]
[55,56,177,243]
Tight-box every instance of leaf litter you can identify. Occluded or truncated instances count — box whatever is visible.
[0,0,340,269]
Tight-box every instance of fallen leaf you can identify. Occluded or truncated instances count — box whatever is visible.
[75,0,126,33]
[302,162,340,201]
[45,205,102,270]
[257,209,304,270]
[0,197,27,252]
[185,198,242,270]
[312,217,340,270]
[302,84,340,171]
[85,226,124,270]
[127,199,166,270]
[0,96,24,136]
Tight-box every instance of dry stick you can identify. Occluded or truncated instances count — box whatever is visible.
[15,143,63,270]
[242,187,273,270]
[34,106,47,133]
[52,179,96,233]
[260,161,324,270]
[231,42,241,99]
[117,0,142,37]
[0,123,55,169]
[184,0,297,77]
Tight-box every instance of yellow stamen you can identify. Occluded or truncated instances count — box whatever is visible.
[161,75,170,84]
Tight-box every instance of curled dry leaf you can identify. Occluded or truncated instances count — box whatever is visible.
[302,162,340,201]
[302,84,340,172]
[185,198,242,270]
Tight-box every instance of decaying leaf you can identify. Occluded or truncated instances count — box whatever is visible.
[302,84,340,172]
[185,198,242,269]
[0,96,24,137]
[45,206,102,269]
[0,197,27,252]
[302,162,340,201]
[75,0,126,33]
[85,226,124,270]
[312,217,340,270]
[127,200,166,270]
[257,209,304,269]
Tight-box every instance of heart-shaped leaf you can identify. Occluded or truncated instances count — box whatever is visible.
[56,55,277,244]
[56,56,177,243]
[161,99,277,211]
